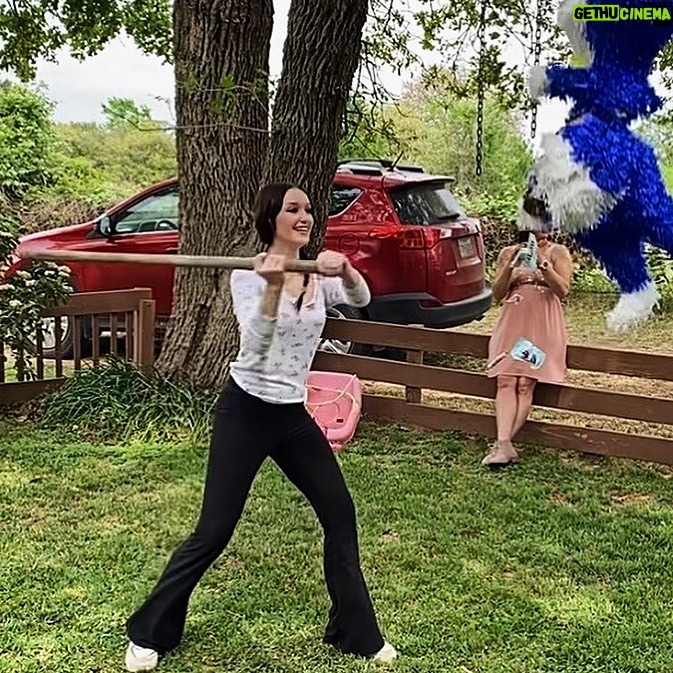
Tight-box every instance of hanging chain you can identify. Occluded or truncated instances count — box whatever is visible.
[475,0,487,176]
[530,0,544,142]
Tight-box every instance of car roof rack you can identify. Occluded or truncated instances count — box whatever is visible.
[336,158,426,174]
[336,162,385,176]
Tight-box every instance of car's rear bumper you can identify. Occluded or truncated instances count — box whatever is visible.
[366,284,492,328]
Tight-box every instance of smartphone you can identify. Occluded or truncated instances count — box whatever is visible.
[513,230,538,270]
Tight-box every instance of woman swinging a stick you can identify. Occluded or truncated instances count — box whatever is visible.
[124,183,397,671]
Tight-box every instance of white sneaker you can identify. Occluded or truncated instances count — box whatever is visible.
[372,641,398,663]
[125,642,159,672]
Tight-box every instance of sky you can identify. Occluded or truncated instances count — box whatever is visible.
[26,0,571,149]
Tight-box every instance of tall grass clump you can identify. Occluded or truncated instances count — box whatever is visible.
[40,357,217,443]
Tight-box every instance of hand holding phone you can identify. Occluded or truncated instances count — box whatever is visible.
[513,231,538,270]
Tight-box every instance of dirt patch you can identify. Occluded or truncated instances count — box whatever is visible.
[608,492,658,508]
[380,531,400,544]
[565,369,673,400]
[548,492,575,507]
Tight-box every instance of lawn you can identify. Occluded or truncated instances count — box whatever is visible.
[3,419,673,672]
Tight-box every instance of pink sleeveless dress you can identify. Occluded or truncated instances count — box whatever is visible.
[487,245,567,383]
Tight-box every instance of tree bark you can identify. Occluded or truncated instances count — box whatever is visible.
[156,0,273,388]
[267,0,369,256]
[158,0,370,389]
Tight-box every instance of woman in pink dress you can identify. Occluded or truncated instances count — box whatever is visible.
[482,230,572,467]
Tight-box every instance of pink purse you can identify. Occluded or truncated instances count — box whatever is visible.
[305,372,363,451]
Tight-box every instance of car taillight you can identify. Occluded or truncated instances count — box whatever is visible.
[398,229,426,249]
[422,227,452,249]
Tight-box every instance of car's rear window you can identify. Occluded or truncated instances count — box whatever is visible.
[329,186,362,216]
[389,181,465,225]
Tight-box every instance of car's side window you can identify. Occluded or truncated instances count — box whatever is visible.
[113,190,179,235]
[329,186,362,216]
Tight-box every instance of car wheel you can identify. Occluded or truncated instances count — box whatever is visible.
[25,315,74,360]
[319,305,372,356]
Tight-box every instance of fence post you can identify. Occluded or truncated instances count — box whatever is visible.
[405,323,423,403]
[134,299,156,368]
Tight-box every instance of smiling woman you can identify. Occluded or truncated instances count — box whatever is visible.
[123,182,397,672]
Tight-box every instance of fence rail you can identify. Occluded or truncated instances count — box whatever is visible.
[0,288,156,406]
[313,318,673,466]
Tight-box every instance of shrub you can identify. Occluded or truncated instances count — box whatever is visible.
[0,224,72,380]
[39,357,217,443]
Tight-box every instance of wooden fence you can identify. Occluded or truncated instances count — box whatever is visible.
[313,319,673,466]
[4,301,673,466]
[0,289,156,406]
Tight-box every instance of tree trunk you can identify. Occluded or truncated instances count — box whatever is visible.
[156,0,273,388]
[267,0,369,256]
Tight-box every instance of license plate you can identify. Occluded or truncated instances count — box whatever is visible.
[458,236,474,258]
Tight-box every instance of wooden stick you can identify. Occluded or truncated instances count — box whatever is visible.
[19,248,320,273]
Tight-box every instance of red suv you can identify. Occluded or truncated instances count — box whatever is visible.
[11,159,492,356]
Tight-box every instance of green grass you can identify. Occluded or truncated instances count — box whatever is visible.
[3,420,673,672]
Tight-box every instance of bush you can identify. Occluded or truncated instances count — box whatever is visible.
[39,357,217,443]
[340,78,533,226]
[647,245,673,311]
[54,121,176,195]
[476,215,517,269]
[12,120,177,234]
[16,191,107,235]
[0,224,72,380]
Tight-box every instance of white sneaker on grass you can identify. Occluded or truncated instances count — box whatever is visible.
[372,641,398,663]
[125,641,159,672]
